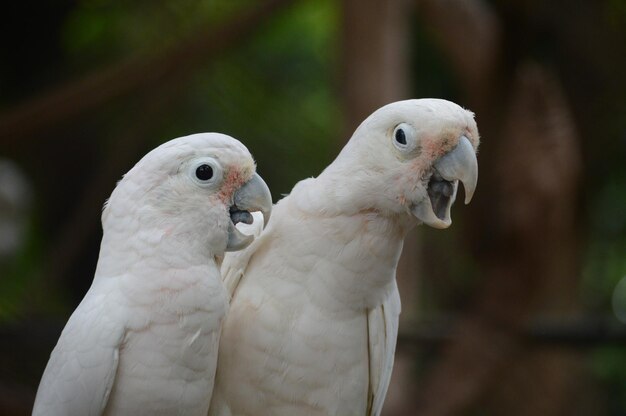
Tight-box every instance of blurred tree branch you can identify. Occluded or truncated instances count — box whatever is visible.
[0,0,298,147]
[399,316,626,347]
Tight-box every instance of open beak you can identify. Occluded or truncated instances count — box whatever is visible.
[226,173,273,251]
[411,136,478,229]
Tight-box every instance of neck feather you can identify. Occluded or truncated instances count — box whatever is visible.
[276,179,410,310]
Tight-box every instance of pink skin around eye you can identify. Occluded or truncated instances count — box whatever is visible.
[218,168,249,203]
[406,138,441,183]
[422,134,456,161]
[398,132,462,201]
[418,126,477,171]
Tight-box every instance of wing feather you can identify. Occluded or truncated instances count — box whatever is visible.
[33,283,125,416]
[367,280,401,416]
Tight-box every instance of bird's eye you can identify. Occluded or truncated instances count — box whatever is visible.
[195,164,213,181]
[395,129,407,145]
[392,123,419,155]
[189,157,222,187]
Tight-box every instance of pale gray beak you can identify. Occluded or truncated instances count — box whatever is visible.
[411,136,478,229]
[434,135,478,205]
[226,173,273,252]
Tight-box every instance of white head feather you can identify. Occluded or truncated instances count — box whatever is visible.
[97,133,262,278]
[295,99,479,228]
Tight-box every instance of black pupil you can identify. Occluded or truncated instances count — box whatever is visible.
[195,164,213,181]
[395,128,407,145]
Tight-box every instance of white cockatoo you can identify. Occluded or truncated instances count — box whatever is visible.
[33,133,272,416]
[209,99,479,416]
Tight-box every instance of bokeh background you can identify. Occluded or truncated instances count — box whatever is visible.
[1,0,626,414]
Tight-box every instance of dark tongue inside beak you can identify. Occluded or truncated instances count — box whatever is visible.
[229,206,253,225]
[427,173,455,221]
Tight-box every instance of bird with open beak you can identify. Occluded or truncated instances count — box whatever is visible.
[209,99,479,416]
